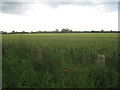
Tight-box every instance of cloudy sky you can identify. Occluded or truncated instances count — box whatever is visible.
[0,0,119,32]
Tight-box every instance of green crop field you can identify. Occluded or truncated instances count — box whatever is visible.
[2,33,119,88]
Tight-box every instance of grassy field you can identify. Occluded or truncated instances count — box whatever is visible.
[2,33,119,88]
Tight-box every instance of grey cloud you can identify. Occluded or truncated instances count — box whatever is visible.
[45,2,118,12]
[1,2,95,15]
[1,1,118,15]
[44,2,95,8]
[2,2,32,15]
[2,0,120,2]
[2,0,35,2]
[0,1,2,12]
[103,2,118,12]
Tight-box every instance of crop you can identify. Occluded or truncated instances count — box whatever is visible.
[2,33,119,88]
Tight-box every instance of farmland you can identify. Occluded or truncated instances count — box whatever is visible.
[2,33,119,88]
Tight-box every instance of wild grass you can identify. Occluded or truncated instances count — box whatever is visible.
[2,33,119,88]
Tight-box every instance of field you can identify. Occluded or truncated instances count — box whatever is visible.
[2,33,119,88]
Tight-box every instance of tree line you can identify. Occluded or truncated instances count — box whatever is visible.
[1,28,120,34]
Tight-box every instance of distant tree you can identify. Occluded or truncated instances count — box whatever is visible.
[61,28,66,33]
[35,31,41,33]
[55,29,59,33]
[1,31,7,34]
[15,32,21,34]
[22,31,25,33]
[101,29,104,32]
[43,31,46,33]
[91,30,94,33]
[110,30,113,32]
[21,31,29,34]
[61,28,72,33]
[38,31,41,33]
[31,31,33,33]
[11,30,16,34]
[69,29,73,33]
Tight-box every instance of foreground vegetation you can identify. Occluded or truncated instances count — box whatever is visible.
[2,33,119,88]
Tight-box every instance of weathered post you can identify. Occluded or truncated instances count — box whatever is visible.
[96,54,105,67]
[38,48,44,68]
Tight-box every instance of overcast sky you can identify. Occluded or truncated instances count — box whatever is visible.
[0,0,119,32]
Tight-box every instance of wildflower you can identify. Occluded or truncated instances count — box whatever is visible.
[63,69,67,72]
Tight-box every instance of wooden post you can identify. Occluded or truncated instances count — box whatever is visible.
[38,48,44,68]
[96,54,105,67]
